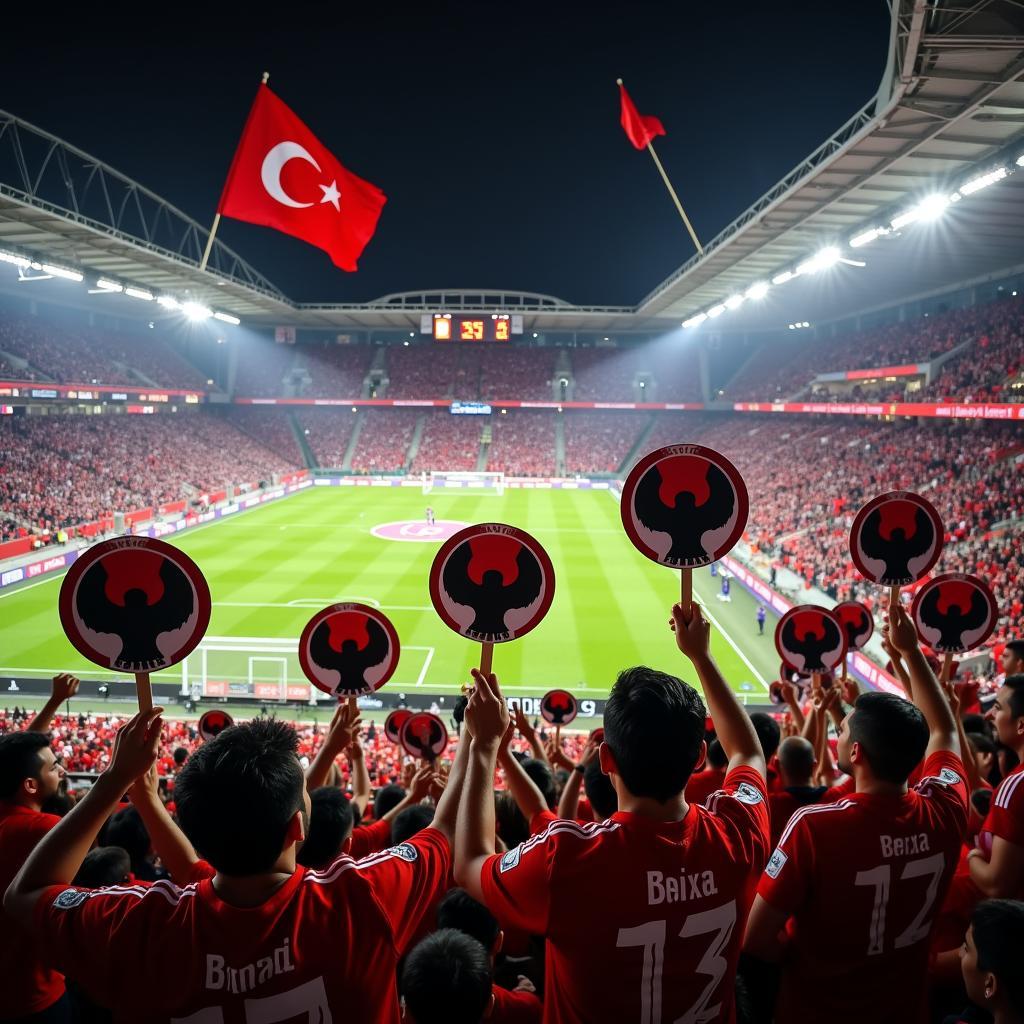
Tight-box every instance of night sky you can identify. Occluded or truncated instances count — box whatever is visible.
[1,1,890,307]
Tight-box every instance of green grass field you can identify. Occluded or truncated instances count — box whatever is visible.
[0,487,781,702]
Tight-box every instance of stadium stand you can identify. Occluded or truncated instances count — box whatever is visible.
[478,346,557,401]
[232,337,299,396]
[293,407,361,468]
[486,410,558,476]
[563,411,649,475]
[221,408,306,465]
[411,409,481,473]
[348,407,420,473]
[296,342,375,399]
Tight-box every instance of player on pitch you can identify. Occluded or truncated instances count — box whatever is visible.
[454,601,770,1023]
[426,505,435,526]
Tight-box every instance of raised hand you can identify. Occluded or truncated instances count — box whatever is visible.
[129,763,160,806]
[545,737,575,772]
[513,704,536,745]
[50,673,80,703]
[669,601,711,662]
[324,697,362,753]
[409,764,434,801]
[888,603,920,656]
[465,668,510,749]
[108,708,164,789]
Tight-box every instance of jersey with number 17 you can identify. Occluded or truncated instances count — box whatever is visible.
[480,765,770,1024]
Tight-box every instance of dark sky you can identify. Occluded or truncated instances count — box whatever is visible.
[1,1,891,307]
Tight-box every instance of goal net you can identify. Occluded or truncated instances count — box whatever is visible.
[424,470,505,496]
[180,636,319,704]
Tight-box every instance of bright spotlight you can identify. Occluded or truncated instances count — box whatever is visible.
[682,312,707,329]
[1017,154,1024,167]
[182,301,212,321]
[916,193,950,221]
[797,247,840,276]
[125,287,153,301]
[41,263,84,282]
[849,227,886,248]
[724,294,743,310]
[706,304,726,319]
[959,167,1007,196]
[745,281,770,301]
[772,270,795,286]
[213,311,240,325]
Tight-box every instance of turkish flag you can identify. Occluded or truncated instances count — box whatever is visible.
[217,85,386,271]
[618,82,665,151]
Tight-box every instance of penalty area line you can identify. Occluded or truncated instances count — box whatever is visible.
[696,601,770,693]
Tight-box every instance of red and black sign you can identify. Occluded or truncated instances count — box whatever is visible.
[384,708,413,745]
[833,600,874,651]
[298,603,400,697]
[850,491,944,587]
[399,712,449,760]
[775,606,846,674]
[58,536,211,674]
[429,524,555,644]
[620,445,749,568]
[540,689,579,726]
[911,573,998,654]
[198,709,234,742]
[779,661,812,685]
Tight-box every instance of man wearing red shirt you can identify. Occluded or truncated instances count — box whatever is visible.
[743,605,969,1024]
[456,602,771,1024]
[0,673,76,1022]
[6,709,468,1024]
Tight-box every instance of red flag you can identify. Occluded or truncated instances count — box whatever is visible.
[217,85,386,271]
[618,81,665,151]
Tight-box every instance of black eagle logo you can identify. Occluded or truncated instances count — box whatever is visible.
[308,616,390,694]
[780,614,844,673]
[404,716,446,760]
[918,585,991,652]
[542,691,577,725]
[858,504,936,585]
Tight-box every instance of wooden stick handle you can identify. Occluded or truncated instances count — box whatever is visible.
[479,642,494,677]
[681,568,692,617]
[889,585,901,609]
[135,672,153,713]
[198,212,222,272]
[940,652,954,686]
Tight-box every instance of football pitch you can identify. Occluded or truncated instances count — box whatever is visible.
[0,487,781,703]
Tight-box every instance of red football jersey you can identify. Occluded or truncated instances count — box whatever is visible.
[0,802,64,1017]
[348,815,392,859]
[480,766,770,1024]
[758,752,969,1024]
[684,767,727,806]
[34,828,450,1023]
[977,763,1024,859]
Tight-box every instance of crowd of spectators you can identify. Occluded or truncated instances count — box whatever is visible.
[478,347,556,401]
[293,407,360,468]
[349,408,420,473]
[221,408,306,465]
[232,338,299,396]
[411,410,481,474]
[563,411,648,475]
[297,343,375,399]
[486,410,557,476]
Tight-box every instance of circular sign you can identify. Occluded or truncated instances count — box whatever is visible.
[775,605,847,674]
[779,661,812,684]
[428,524,555,643]
[58,536,211,674]
[384,708,413,745]
[399,712,449,760]
[911,573,998,654]
[833,601,875,651]
[620,445,749,568]
[850,491,944,587]
[198,709,234,742]
[298,603,400,697]
[540,689,579,727]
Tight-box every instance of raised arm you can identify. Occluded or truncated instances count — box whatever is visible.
[27,674,80,734]
[306,699,362,792]
[881,630,913,701]
[5,708,163,927]
[888,604,959,758]
[556,736,600,821]
[499,731,549,824]
[429,720,471,842]
[781,681,805,733]
[671,602,765,777]
[345,739,371,820]
[129,764,199,883]
[512,705,548,765]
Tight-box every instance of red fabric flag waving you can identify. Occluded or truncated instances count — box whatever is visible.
[618,81,665,151]
[217,85,386,271]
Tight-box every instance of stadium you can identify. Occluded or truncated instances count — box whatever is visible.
[2,1,1024,1022]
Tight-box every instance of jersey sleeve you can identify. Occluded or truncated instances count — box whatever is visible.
[913,751,970,838]
[702,765,772,869]
[349,816,392,859]
[987,768,1024,847]
[358,826,451,952]
[479,820,560,935]
[756,800,816,916]
[528,808,557,835]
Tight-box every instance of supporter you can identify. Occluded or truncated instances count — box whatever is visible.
[454,601,770,1023]
[5,710,471,1022]
[742,604,969,1023]
[73,847,131,889]
[767,736,827,847]
[399,929,493,1024]
[954,899,1024,1024]
[1002,641,1024,679]
[295,787,354,869]
[99,805,165,882]
[684,737,728,804]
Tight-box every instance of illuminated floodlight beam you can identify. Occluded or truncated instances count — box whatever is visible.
[682,312,707,329]
[959,167,1007,196]
[724,293,744,310]
[125,287,153,301]
[182,301,213,321]
[41,263,83,282]
[796,246,840,276]
[0,250,31,268]
[706,303,726,319]
[891,192,950,230]
[849,227,886,248]
[96,279,124,293]
[772,270,795,286]
[157,295,180,310]
[745,281,770,300]
[213,311,241,325]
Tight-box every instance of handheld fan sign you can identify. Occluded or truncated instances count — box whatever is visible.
[384,708,413,745]
[58,536,211,711]
[833,600,875,680]
[298,603,400,697]
[775,605,847,676]
[850,491,944,609]
[540,689,579,728]
[911,573,998,660]
[399,712,449,761]
[620,444,748,614]
[198,709,234,742]
[429,522,555,675]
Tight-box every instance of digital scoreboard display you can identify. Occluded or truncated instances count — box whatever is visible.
[428,313,523,342]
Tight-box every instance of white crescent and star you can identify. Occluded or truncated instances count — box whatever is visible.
[260,141,341,212]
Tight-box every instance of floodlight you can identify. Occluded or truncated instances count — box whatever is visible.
[706,304,726,319]
[849,227,885,248]
[157,295,180,309]
[745,281,770,300]
[797,247,840,275]
[182,301,213,321]
[724,294,743,310]
[772,270,794,286]
[959,167,1007,196]
[213,311,240,325]
[96,279,124,292]
[0,251,31,268]
[916,193,950,221]
[1017,155,1024,167]
[125,287,153,301]
[682,312,707,329]
[41,264,84,282]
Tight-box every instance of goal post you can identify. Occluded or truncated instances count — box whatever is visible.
[424,470,505,496]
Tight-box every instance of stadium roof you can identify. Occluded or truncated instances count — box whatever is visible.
[0,0,1022,336]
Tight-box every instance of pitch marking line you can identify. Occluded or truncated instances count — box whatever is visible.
[214,601,434,612]
[696,600,770,694]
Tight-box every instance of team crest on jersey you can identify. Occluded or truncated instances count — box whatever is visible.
[387,843,419,863]
[53,888,88,910]
[733,782,764,805]
[938,768,963,787]
[499,846,522,874]
[765,849,788,879]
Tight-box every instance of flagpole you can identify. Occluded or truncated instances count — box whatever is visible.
[644,140,704,255]
[199,71,270,272]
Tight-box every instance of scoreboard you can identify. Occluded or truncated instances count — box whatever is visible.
[422,313,524,342]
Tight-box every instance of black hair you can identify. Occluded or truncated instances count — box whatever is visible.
[1004,640,1024,664]
[778,736,816,782]
[173,747,189,767]
[603,666,707,802]
[1002,676,1024,720]
[972,788,992,818]
[41,792,74,818]
[583,758,617,819]
[391,804,434,846]
[494,792,529,850]
[972,899,1024,1013]
[452,695,468,725]
[706,738,729,770]
[0,731,50,800]
[399,930,492,1024]
[962,714,991,738]
[297,787,354,869]
[848,692,929,784]
[436,888,501,952]
[100,807,152,873]
[74,846,131,888]
[175,718,305,876]
[749,713,781,761]
[374,783,406,820]
[521,758,557,810]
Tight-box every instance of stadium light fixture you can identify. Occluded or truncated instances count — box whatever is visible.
[41,263,83,282]
[891,193,949,230]
[745,281,770,301]
[706,304,726,319]
[682,312,707,329]
[0,250,31,268]
[213,311,240,325]
[125,287,154,301]
[157,295,180,310]
[724,293,744,310]
[849,227,886,248]
[182,301,212,321]
[1017,155,1024,167]
[771,270,795,286]
[796,247,840,276]
[95,279,124,293]
[959,167,1007,196]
